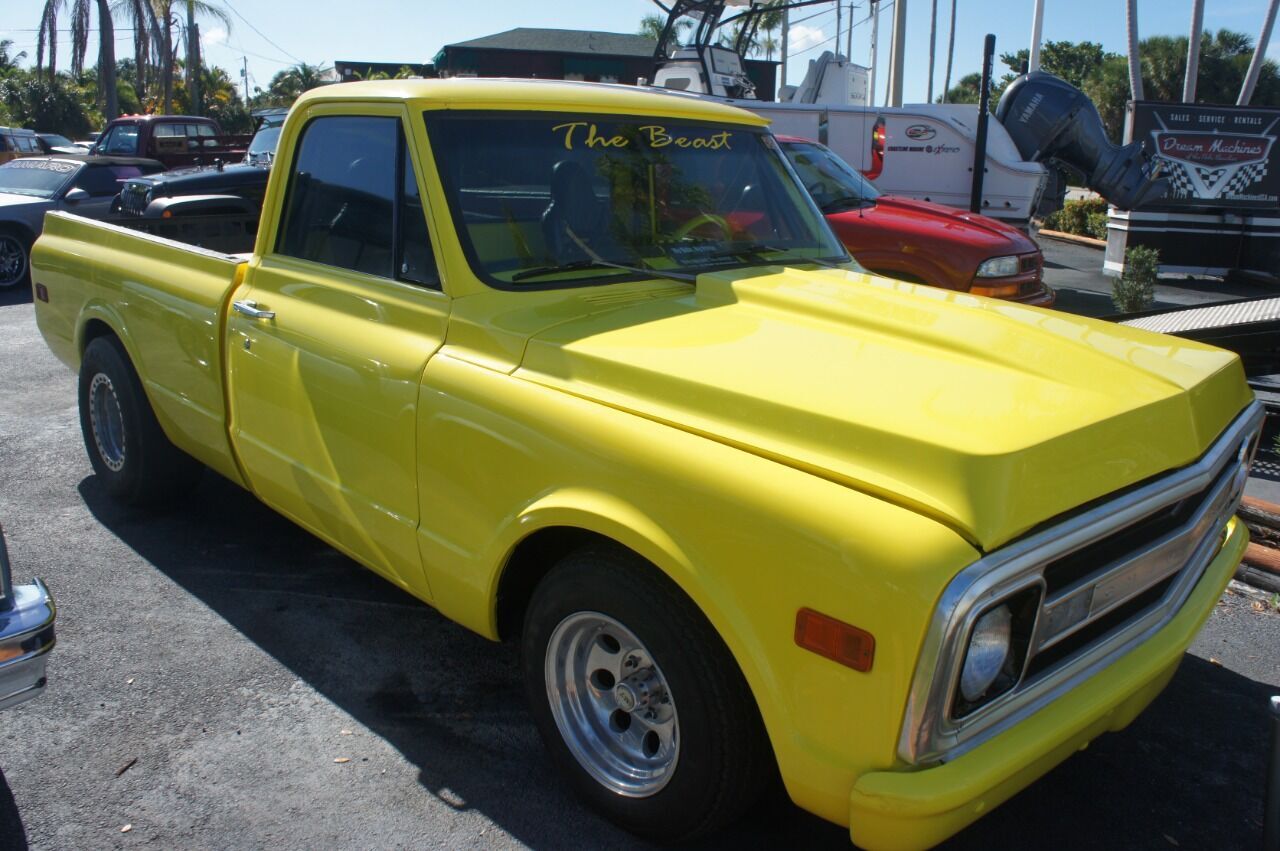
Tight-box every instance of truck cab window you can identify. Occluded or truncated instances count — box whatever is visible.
[100,125,140,156]
[278,115,435,286]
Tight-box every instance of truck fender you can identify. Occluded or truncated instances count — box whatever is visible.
[481,487,785,749]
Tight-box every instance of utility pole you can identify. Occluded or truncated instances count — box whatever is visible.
[241,56,249,108]
[1029,0,1045,72]
[1183,0,1204,102]
[1240,0,1280,105]
[927,0,938,102]
[780,6,789,95]
[186,1,200,115]
[1125,0,1144,102]
[846,3,854,61]
[835,1,842,59]
[887,0,907,107]
[868,0,879,107]
[942,0,956,102]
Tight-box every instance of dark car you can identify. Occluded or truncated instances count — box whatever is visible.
[116,115,284,218]
[0,155,164,288]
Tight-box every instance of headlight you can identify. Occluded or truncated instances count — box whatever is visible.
[958,604,1012,703]
[975,255,1020,278]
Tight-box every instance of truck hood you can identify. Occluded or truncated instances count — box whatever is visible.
[516,267,1250,550]
[857,196,1040,254]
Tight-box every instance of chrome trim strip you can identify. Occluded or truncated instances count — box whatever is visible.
[898,401,1265,765]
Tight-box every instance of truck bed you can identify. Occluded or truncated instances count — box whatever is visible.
[32,211,249,486]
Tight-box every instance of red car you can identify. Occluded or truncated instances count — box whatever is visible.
[779,137,1055,306]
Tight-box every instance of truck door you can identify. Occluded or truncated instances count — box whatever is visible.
[226,106,447,598]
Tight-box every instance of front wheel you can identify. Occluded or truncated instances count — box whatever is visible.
[78,336,202,506]
[0,230,31,289]
[522,545,773,842]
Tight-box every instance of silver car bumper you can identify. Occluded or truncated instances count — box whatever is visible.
[0,579,55,711]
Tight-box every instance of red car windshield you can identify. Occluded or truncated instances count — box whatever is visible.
[782,141,881,211]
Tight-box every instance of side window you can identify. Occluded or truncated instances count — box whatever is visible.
[278,116,397,277]
[398,138,438,287]
[279,115,437,286]
[101,125,139,155]
[73,165,141,197]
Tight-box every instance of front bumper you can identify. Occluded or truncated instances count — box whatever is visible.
[0,579,56,711]
[846,514,1246,851]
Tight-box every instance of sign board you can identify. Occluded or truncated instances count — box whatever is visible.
[1129,101,1280,210]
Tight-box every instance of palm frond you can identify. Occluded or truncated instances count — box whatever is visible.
[70,0,92,76]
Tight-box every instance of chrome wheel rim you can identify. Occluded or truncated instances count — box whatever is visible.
[0,235,25,287]
[88,373,126,472]
[545,611,679,797]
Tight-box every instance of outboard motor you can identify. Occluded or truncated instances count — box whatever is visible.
[996,71,1168,210]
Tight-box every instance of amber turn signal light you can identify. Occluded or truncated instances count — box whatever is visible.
[971,283,1021,298]
[795,608,875,672]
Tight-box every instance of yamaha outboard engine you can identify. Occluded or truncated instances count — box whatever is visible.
[996,71,1168,210]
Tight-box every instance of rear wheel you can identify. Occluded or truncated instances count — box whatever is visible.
[0,230,31,289]
[78,336,202,506]
[521,545,773,842]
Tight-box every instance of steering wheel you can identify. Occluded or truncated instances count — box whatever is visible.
[672,213,733,242]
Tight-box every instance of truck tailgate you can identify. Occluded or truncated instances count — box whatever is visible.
[32,212,247,486]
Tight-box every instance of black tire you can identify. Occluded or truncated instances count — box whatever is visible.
[521,545,774,842]
[78,336,202,506]
[0,229,31,290]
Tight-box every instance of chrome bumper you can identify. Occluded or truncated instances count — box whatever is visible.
[0,579,55,711]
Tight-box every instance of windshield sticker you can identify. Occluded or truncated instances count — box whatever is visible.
[6,159,77,173]
[665,242,724,265]
[552,122,733,151]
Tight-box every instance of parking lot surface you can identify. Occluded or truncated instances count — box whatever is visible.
[0,285,1277,850]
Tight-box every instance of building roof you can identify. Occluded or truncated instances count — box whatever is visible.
[443,28,659,58]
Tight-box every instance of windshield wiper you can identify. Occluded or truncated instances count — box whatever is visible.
[706,243,848,270]
[821,196,873,212]
[511,256,695,284]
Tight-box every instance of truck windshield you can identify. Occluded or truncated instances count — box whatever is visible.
[0,159,78,198]
[780,140,881,211]
[424,113,848,287]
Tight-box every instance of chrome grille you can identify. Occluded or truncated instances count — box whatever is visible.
[899,401,1265,765]
[119,182,150,216]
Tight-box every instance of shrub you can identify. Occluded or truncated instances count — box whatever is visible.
[1047,197,1108,238]
[1112,246,1159,313]
[1086,210,1109,239]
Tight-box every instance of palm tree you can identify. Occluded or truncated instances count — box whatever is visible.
[113,0,161,105]
[35,1,119,118]
[36,1,60,79]
[638,12,693,56]
[144,0,229,115]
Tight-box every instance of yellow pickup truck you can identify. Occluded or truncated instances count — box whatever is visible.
[31,80,1263,849]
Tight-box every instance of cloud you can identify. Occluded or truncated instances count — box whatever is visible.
[202,26,227,50]
[788,24,830,53]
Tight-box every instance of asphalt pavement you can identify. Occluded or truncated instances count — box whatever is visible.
[0,278,1277,851]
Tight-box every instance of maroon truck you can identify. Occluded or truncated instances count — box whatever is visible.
[89,115,251,169]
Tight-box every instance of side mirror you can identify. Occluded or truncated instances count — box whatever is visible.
[63,187,90,204]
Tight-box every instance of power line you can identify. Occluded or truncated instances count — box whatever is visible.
[219,0,302,65]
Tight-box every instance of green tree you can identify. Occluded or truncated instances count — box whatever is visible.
[638,13,693,55]
[259,62,327,107]
[940,72,984,104]
[1,73,93,137]
[0,40,27,77]
[999,41,1114,90]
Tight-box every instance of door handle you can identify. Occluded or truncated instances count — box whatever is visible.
[232,300,275,320]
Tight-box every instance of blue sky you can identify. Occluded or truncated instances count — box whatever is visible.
[4,0,1279,104]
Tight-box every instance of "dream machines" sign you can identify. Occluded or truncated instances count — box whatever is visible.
[1129,101,1280,209]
